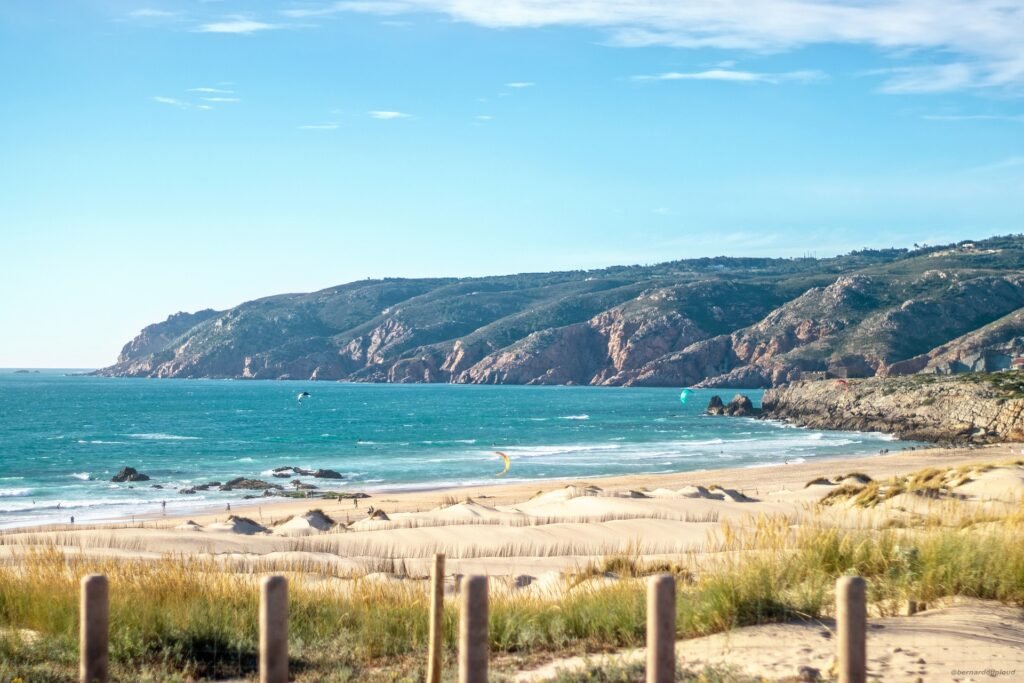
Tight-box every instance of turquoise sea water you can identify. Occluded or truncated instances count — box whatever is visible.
[0,371,910,528]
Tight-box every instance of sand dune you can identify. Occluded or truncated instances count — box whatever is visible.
[514,599,1024,682]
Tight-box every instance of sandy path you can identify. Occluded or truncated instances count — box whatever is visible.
[514,599,1024,682]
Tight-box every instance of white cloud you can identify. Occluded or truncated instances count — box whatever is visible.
[369,110,410,119]
[299,123,339,129]
[475,115,494,120]
[152,96,212,110]
[872,63,976,93]
[635,68,826,84]
[506,81,535,88]
[129,9,176,18]
[281,2,409,18]
[190,87,234,94]
[202,97,240,102]
[287,0,1024,91]
[196,18,279,34]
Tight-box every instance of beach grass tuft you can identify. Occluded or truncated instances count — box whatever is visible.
[1,483,1023,680]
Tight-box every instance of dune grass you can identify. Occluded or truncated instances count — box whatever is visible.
[1,502,1023,681]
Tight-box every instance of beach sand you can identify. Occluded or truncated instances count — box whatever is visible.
[3,443,1023,680]
[2,444,1020,577]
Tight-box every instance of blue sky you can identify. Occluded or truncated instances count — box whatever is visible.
[1,1,1023,367]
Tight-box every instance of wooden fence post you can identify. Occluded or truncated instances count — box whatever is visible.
[836,576,867,683]
[260,575,289,683]
[80,574,109,683]
[646,574,676,683]
[427,553,446,683]
[458,575,488,683]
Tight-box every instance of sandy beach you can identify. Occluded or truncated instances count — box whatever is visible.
[3,442,1024,680]
[2,443,1019,577]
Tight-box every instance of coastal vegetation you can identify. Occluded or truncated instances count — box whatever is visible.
[2,488,1023,682]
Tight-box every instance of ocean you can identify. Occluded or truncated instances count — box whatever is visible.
[0,371,910,528]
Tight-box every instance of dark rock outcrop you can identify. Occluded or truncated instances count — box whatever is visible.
[706,394,759,416]
[762,375,1024,443]
[221,478,283,491]
[112,467,150,483]
[706,395,726,415]
[724,394,757,416]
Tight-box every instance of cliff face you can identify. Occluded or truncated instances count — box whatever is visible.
[762,375,1024,443]
[97,235,1024,385]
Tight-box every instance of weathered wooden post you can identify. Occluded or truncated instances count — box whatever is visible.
[80,574,109,683]
[836,576,867,683]
[427,553,446,683]
[458,575,488,683]
[260,575,289,683]
[646,574,676,683]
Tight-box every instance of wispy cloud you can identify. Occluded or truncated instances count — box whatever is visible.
[871,64,975,94]
[474,115,494,120]
[152,96,212,110]
[292,0,1024,92]
[195,18,279,34]
[369,110,410,119]
[202,97,240,102]
[505,81,534,88]
[129,9,176,19]
[634,68,826,84]
[189,87,234,94]
[281,2,409,18]
[299,123,339,130]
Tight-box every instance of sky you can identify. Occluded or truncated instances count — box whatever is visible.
[1,1,1023,368]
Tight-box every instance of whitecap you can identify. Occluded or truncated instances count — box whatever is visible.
[559,414,590,420]
[70,472,92,481]
[127,433,200,441]
[0,488,32,498]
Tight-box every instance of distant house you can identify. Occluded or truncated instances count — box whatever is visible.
[1012,358,1024,370]
[798,371,828,381]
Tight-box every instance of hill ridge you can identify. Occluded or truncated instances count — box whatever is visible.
[97,235,1024,386]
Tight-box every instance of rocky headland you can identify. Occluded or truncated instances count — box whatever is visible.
[762,373,1024,443]
[96,235,1024,387]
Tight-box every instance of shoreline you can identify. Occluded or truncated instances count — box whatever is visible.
[6,441,1009,535]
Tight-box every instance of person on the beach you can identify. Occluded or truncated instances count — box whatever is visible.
[353,498,358,509]
[226,503,231,512]
[70,516,74,524]
[162,500,167,514]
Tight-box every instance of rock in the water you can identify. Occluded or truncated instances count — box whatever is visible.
[724,393,757,416]
[221,477,283,491]
[312,469,343,479]
[706,395,726,415]
[112,467,150,483]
